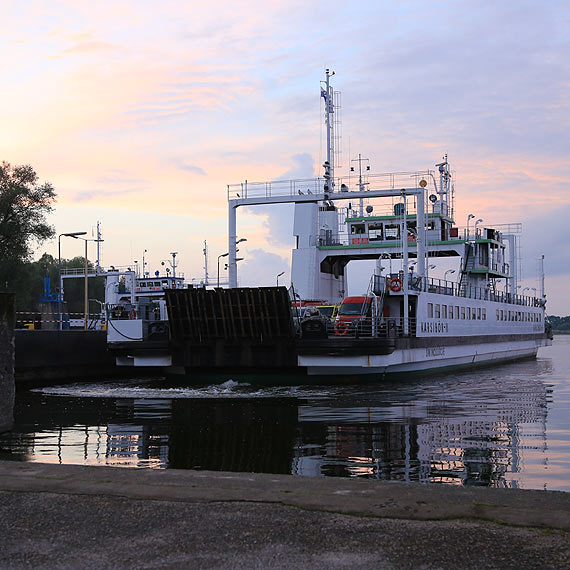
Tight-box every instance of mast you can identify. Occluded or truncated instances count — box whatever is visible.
[203,240,209,285]
[321,69,335,192]
[351,153,370,217]
[96,221,102,273]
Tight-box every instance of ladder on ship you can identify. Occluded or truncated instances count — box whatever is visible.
[459,243,474,297]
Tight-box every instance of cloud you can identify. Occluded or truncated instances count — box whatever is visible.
[244,153,316,247]
[62,40,120,54]
[72,188,138,202]
[172,160,206,176]
[238,248,290,288]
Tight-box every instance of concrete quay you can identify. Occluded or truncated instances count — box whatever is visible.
[0,461,568,569]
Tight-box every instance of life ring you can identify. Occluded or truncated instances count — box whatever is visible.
[389,278,403,292]
[129,308,137,319]
[334,321,349,336]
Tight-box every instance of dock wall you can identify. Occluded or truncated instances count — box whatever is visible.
[15,330,119,383]
[0,293,15,432]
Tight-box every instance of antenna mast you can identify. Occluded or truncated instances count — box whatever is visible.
[321,69,336,192]
[96,221,103,272]
[203,240,209,285]
[351,153,370,216]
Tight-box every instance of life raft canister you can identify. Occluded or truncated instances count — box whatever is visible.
[334,321,349,336]
[389,277,403,292]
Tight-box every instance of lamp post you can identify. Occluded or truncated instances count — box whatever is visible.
[217,252,229,288]
[474,218,483,238]
[466,214,475,240]
[58,231,87,330]
[77,237,104,330]
[276,271,285,286]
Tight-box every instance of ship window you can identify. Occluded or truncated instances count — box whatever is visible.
[449,305,453,319]
[435,304,440,318]
[461,306,466,319]
[482,308,486,320]
[427,221,436,230]
[496,309,500,320]
[477,308,481,320]
[455,306,460,319]
[427,303,433,318]
[384,224,400,240]
[368,222,383,240]
[442,305,447,319]
[467,307,471,319]
[472,308,476,320]
[154,281,160,287]
[351,223,365,235]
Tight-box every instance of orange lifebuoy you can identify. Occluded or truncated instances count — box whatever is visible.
[334,321,349,336]
[129,308,137,319]
[389,277,403,292]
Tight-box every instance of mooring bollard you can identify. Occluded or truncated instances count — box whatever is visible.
[0,293,15,433]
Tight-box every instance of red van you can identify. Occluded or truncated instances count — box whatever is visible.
[334,296,373,335]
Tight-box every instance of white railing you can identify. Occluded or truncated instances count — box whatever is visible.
[227,170,435,201]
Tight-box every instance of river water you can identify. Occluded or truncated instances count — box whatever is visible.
[1,337,569,491]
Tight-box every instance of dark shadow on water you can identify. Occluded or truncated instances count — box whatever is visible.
[0,356,559,489]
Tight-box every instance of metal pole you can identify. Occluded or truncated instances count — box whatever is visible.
[58,235,62,331]
[218,253,228,288]
[416,185,426,281]
[84,240,88,330]
[402,190,409,336]
[540,255,546,302]
[228,204,238,288]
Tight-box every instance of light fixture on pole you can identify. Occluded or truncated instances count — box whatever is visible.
[474,218,483,237]
[217,252,229,288]
[170,252,178,279]
[276,271,285,286]
[77,236,104,330]
[466,214,475,240]
[57,231,87,330]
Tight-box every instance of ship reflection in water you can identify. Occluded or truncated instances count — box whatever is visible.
[0,356,559,490]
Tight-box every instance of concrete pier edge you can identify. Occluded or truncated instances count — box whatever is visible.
[1,461,569,531]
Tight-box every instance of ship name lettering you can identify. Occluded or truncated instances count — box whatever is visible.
[426,347,445,357]
[419,322,449,334]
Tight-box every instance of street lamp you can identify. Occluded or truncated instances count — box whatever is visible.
[474,218,483,237]
[444,269,456,281]
[58,231,87,330]
[276,271,285,286]
[77,237,104,330]
[466,214,475,240]
[217,252,229,288]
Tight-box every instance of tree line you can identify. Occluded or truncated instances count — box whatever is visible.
[548,316,570,334]
[0,161,104,314]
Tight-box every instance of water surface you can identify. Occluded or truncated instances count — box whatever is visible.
[1,337,568,491]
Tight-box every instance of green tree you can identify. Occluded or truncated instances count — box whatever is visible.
[12,254,105,314]
[0,162,56,291]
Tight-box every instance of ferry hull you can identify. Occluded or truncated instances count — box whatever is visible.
[300,336,550,376]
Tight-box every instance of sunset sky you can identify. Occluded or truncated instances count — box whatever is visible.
[2,1,568,313]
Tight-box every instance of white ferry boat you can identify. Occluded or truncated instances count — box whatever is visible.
[203,70,551,379]
[108,70,552,381]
